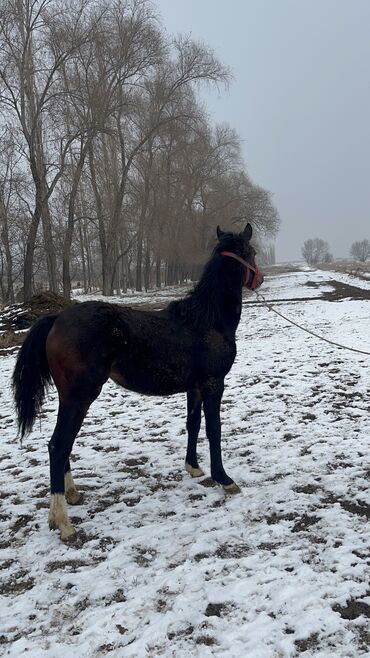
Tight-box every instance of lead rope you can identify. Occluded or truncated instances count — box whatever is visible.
[253,291,370,357]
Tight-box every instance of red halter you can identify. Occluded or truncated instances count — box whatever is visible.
[220,251,260,290]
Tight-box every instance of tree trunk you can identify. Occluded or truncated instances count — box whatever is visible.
[78,216,87,293]
[144,245,150,291]
[136,231,143,292]
[88,143,111,295]
[155,256,161,288]
[83,219,93,291]
[0,193,14,303]
[41,194,58,293]
[23,208,41,302]
[119,239,127,293]
[135,154,152,292]
[62,141,89,299]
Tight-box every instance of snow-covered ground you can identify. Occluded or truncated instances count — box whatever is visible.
[0,270,369,658]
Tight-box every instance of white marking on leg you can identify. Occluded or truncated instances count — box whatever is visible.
[64,470,75,491]
[48,494,76,541]
[185,462,205,478]
[64,471,81,505]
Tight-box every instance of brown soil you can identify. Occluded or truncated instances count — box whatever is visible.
[0,291,75,351]
[0,291,74,332]
[305,279,370,301]
[333,598,370,620]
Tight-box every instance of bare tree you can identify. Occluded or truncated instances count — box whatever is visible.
[84,9,230,293]
[0,0,279,300]
[350,239,370,263]
[302,238,332,265]
[0,0,93,299]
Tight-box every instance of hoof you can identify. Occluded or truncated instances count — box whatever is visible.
[223,482,241,494]
[185,462,205,478]
[48,517,76,541]
[48,517,58,531]
[65,489,83,505]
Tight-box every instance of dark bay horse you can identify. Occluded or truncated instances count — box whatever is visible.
[12,223,263,540]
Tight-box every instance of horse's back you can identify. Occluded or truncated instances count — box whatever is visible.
[45,301,198,396]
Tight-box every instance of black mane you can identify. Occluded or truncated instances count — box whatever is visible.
[167,232,247,332]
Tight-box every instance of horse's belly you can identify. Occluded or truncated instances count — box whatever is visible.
[110,362,189,396]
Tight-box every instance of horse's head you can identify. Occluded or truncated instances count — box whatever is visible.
[216,223,264,291]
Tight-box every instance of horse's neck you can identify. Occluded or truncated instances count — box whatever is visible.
[217,280,243,336]
[168,260,243,336]
[195,269,243,336]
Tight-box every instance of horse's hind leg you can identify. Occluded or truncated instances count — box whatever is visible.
[185,389,204,478]
[48,394,97,541]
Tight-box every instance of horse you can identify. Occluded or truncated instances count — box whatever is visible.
[12,223,263,541]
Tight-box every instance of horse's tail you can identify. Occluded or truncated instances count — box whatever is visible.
[12,314,58,438]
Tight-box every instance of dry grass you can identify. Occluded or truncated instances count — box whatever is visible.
[318,259,370,279]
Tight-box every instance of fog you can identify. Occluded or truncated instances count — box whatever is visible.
[156,0,370,261]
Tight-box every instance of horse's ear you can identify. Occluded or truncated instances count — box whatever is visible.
[243,223,252,241]
[217,225,225,241]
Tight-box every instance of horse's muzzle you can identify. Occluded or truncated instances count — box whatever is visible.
[254,268,264,290]
[245,265,263,290]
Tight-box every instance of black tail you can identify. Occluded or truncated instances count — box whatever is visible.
[12,315,58,438]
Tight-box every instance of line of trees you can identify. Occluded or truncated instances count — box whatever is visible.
[302,237,370,265]
[0,0,279,304]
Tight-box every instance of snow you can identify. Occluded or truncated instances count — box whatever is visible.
[73,285,190,306]
[0,270,369,657]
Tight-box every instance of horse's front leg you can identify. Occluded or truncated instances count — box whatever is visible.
[202,378,240,493]
[185,389,204,478]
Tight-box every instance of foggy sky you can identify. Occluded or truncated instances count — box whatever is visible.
[156,0,370,262]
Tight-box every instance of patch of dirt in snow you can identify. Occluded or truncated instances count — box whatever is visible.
[0,270,370,657]
[305,279,370,301]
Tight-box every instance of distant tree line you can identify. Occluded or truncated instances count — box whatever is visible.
[302,237,370,266]
[0,0,279,304]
